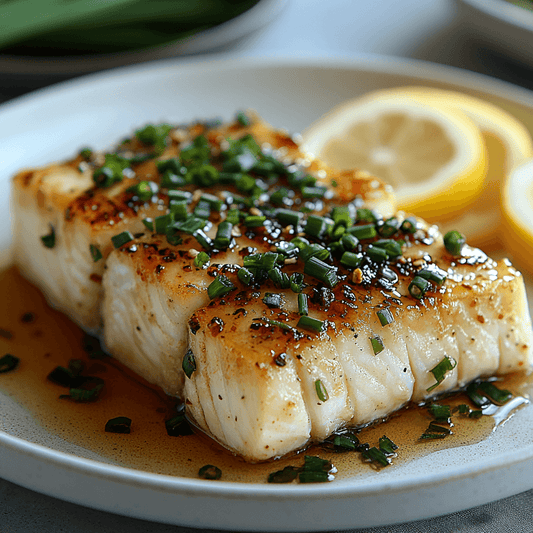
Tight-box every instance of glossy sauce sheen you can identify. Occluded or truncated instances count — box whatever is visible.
[0,266,529,483]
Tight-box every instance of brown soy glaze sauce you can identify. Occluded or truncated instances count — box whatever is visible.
[0,266,529,483]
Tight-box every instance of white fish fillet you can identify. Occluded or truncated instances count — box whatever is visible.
[10,112,533,462]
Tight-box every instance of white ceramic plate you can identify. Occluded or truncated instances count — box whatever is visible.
[1,55,533,531]
[456,0,533,67]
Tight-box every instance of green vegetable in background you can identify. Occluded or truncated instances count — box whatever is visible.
[0,0,261,54]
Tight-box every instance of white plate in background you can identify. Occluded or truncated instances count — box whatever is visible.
[1,55,533,531]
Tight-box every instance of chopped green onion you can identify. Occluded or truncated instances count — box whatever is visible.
[443,230,466,255]
[182,349,196,379]
[237,267,254,285]
[142,218,154,232]
[93,154,129,188]
[298,293,309,316]
[426,355,457,392]
[161,171,187,188]
[362,447,390,466]
[188,164,219,187]
[378,436,398,455]
[263,293,282,309]
[236,111,250,126]
[193,200,211,220]
[267,466,300,484]
[303,257,338,288]
[154,213,174,234]
[331,205,354,226]
[105,416,132,434]
[169,200,188,220]
[290,272,304,293]
[332,433,359,451]
[341,233,359,251]
[243,252,280,270]
[165,413,193,437]
[378,217,400,237]
[370,335,384,355]
[225,207,241,225]
[340,251,363,269]
[408,275,430,299]
[347,223,377,240]
[417,266,447,286]
[213,221,233,250]
[198,465,222,480]
[466,381,491,407]
[193,228,212,252]
[297,315,325,333]
[366,245,388,263]
[477,381,512,405]
[244,215,266,228]
[41,225,56,249]
[207,275,235,299]
[331,225,346,240]
[356,208,377,223]
[171,216,206,235]
[126,180,158,201]
[298,471,331,483]
[135,123,172,150]
[304,215,331,240]
[270,187,290,205]
[301,185,327,198]
[274,208,302,227]
[377,308,394,326]
[401,216,418,234]
[420,422,452,440]
[0,354,19,373]
[79,147,93,160]
[315,379,329,402]
[268,267,290,289]
[89,244,102,262]
[111,231,134,249]
[373,239,402,258]
[194,251,210,269]
[428,403,452,421]
[299,243,330,263]
[62,376,104,402]
[200,193,223,212]
[167,190,192,202]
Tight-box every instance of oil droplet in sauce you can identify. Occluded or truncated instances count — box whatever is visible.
[0,266,530,483]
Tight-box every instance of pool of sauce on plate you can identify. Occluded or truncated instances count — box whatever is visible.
[0,266,530,483]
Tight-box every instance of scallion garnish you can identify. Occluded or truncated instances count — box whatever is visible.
[428,403,452,422]
[213,221,233,250]
[41,225,56,249]
[268,267,290,289]
[443,230,466,255]
[290,272,304,293]
[378,217,399,237]
[193,251,210,269]
[376,308,394,326]
[207,275,236,299]
[373,239,402,258]
[366,245,388,263]
[89,244,102,262]
[378,436,398,455]
[401,216,417,234]
[331,205,354,226]
[0,354,19,373]
[93,154,129,188]
[356,208,377,223]
[126,180,158,201]
[61,376,104,402]
[135,123,172,151]
[165,413,194,436]
[362,447,390,466]
[420,421,452,440]
[417,266,447,286]
[340,233,359,251]
[370,335,384,355]
[304,215,331,240]
[426,355,457,392]
[476,381,512,405]
[274,208,302,227]
[244,215,266,228]
[193,200,211,220]
[340,251,363,269]
[154,213,174,234]
[198,464,222,480]
[299,243,330,263]
[346,223,377,240]
[182,349,196,379]
[297,292,309,316]
[236,111,250,126]
[297,315,325,333]
[111,231,134,249]
[105,416,132,434]
[169,200,188,220]
[315,379,329,402]
[267,466,300,484]
[408,275,430,299]
[303,257,338,288]
[237,267,254,285]
[301,185,327,198]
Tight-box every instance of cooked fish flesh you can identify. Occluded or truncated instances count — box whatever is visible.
[11,111,532,462]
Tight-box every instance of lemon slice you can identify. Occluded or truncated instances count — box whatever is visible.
[502,158,533,274]
[302,92,487,223]
[366,87,533,249]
